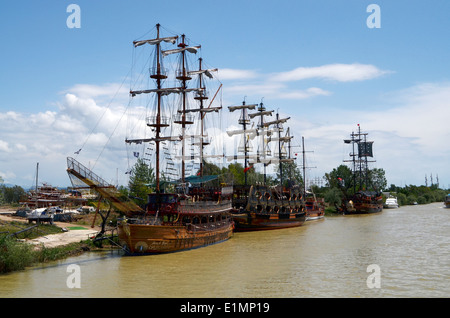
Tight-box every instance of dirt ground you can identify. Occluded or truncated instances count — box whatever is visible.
[0,207,99,248]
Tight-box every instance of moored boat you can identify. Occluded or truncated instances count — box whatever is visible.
[226,101,306,231]
[384,196,399,209]
[67,24,234,254]
[342,125,383,214]
[120,189,234,254]
[118,24,234,254]
[445,194,450,208]
[344,191,383,214]
[305,194,325,220]
[231,184,306,231]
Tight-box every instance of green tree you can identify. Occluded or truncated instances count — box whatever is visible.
[368,168,387,191]
[1,185,26,204]
[396,193,407,206]
[276,161,303,187]
[324,165,354,194]
[128,158,155,204]
[324,187,343,211]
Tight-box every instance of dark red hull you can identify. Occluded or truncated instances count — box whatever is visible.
[232,212,306,231]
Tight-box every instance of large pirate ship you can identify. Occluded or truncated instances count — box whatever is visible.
[226,101,306,231]
[342,124,383,214]
[67,24,233,254]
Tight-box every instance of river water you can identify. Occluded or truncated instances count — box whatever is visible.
[0,202,449,298]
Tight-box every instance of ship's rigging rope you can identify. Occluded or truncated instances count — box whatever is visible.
[73,65,132,162]
[73,25,225,184]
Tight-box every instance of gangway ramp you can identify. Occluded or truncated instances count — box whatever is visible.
[66,157,144,216]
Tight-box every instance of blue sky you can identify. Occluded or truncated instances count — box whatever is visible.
[1,0,449,189]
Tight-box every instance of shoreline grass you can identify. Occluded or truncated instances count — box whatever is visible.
[0,234,94,274]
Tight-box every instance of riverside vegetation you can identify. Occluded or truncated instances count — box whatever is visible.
[0,220,94,274]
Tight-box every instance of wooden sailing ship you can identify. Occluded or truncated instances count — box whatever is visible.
[67,24,233,254]
[117,24,234,254]
[226,101,306,231]
[342,124,383,214]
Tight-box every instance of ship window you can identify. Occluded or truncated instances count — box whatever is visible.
[182,216,191,225]
[201,216,207,224]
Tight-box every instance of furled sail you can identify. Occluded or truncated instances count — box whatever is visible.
[226,128,258,138]
[228,104,258,112]
[125,136,181,144]
[130,87,204,97]
[188,68,218,79]
[133,36,178,47]
[162,46,201,56]
[248,110,274,119]
[262,117,290,127]
[184,106,221,113]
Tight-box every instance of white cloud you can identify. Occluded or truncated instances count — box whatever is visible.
[64,83,128,99]
[1,79,448,188]
[271,63,391,82]
[0,85,133,187]
[0,140,10,152]
[282,87,332,99]
[225,82,284,96]
[217,68,259,80]
[289,81,450,186]
[220,63,389,102]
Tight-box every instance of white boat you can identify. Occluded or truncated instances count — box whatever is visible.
[384,197,399,209]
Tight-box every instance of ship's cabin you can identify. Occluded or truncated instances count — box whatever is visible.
[146,193,178,212]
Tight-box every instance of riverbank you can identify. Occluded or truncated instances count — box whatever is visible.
[0,207,99,248]
[0,206,103,274]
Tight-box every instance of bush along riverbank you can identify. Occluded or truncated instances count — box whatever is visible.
[0,235,92,274]
[0,220,99,274]
[0,218,122,274]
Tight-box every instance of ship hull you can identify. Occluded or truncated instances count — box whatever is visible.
[118,221,233,254]
[343,200,383,214]
[342,191,383,215]
[383,204,399,209]
[118,194,234,255]
[232,212,306,231]
[305,198,325,221]
[305,212,324,221]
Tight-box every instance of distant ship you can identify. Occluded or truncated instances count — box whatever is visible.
[341,125,383,214]
[445,194,450,208]
[226,101,306,231]
[384,196,399,209]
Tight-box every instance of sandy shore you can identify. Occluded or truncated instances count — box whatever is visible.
[26,228,98,248]
[0,207,99,248]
